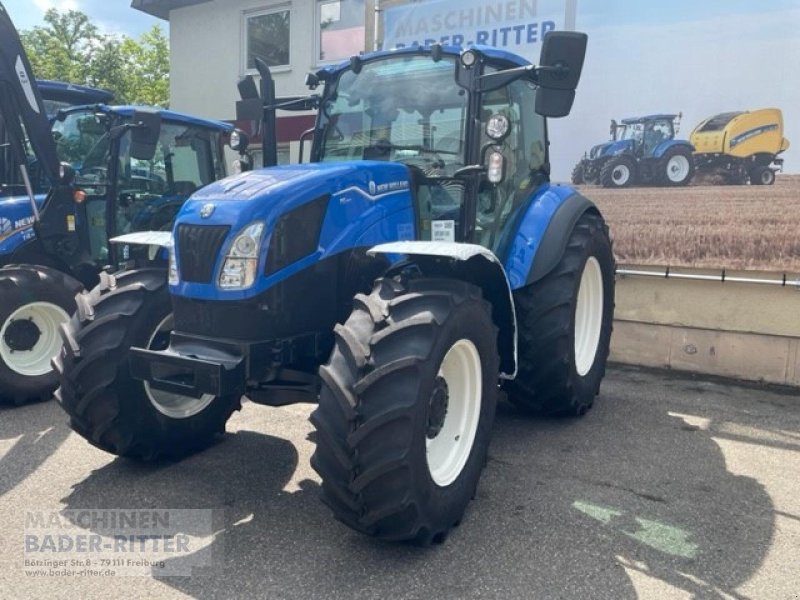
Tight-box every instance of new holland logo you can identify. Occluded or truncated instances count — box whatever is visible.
[0,217,12,236]
[200,203,215,218]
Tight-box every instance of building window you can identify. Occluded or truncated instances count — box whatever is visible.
[317,0,365,63]
[245,7,291,70]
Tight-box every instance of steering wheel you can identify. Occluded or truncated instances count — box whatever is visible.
[78,166,108,184]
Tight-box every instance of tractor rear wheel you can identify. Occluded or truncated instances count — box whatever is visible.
[659,147,694,186]
[600,157,636,188]
[311,277,499,544]
[507,211,615,416]
[571,162,585,185]
[749,165,775,185]
[0,265,82,405]
[54,269,241,460]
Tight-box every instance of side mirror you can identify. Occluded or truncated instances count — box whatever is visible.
[535,31,588,118]
[130,109,161,161]
[610,119,618,139]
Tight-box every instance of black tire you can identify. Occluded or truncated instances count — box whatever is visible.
[507,212,615,416]
[659,147,695,186]
[749,165,775,186]
[311,277,499,544]
[600,156,636,188]
[0,265,83,405]
[571,161,585,185]
[53,269,241,460]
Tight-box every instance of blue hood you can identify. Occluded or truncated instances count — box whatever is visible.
[172,161,417,299]
[590,139,634,159]
[182,161,412,231]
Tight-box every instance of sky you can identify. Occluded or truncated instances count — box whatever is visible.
[3,0,164,38]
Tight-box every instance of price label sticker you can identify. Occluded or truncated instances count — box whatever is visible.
[432,220,455,242]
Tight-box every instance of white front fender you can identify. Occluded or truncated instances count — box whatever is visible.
[369,241,518,379]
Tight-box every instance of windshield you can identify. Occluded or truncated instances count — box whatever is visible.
[52,110,111,188]
[618,123,643,142]
[318,56,467,175]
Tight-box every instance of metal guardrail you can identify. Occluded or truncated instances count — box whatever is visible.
[616,266,800,289]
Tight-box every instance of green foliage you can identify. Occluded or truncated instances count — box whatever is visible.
[20,9,170,107]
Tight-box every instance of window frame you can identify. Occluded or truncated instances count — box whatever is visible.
[313,0,367,67]
[241,4,293,75]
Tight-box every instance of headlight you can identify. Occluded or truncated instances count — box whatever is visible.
[218,222,265,290]
[168,236,179,285]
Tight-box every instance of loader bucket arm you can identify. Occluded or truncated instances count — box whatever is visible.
[0,2,61,185]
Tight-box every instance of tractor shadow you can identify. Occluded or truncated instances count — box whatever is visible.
[59,368,783,599]
[0,400,71,499]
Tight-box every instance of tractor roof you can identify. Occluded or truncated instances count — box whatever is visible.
[36,80,114,105]
[620,114,678,124]
[321,44,531,78]
[58,104,234,132]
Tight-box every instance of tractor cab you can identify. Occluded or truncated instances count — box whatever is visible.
[312,50,549,253]
[49,105,237,276]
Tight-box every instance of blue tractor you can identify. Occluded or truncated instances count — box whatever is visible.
[572,114,695,187]
[0,2,248,404]
[56,33,616,544]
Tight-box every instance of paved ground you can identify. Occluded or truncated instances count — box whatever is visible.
[1,367,798,599]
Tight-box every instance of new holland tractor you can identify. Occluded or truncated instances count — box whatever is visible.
[690,108,790,185]
[0,2,248,404]
[572,114,695,187]
[56,33,616,544]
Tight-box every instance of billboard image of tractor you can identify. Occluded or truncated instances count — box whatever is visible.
[691,108,790,185]
[572,114,695,188]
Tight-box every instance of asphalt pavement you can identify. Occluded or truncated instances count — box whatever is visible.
[1,366,798,599]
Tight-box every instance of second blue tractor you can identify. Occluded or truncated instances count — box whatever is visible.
[572,114,695,187]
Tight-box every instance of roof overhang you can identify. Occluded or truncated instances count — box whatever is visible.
[130,0,213,20]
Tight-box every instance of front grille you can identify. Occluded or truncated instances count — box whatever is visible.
[177,224,230,283]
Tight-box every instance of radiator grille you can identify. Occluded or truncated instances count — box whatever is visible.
[176,224,230,283]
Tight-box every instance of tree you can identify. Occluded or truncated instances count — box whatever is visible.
[20,9,170,107]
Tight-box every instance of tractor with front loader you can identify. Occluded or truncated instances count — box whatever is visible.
[690,108,790,185]
[0,1,248,404]
[55,33,616,545]
[572,114,694,187]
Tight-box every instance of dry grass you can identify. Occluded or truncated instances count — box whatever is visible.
[581,174,800,272]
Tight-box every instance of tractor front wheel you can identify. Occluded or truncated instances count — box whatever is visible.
[507,211,615,416]
[311,277,499,544]
[660,147,694,186]
[54,269,241,460]
[0,265,82,405]
[600,157,636,188]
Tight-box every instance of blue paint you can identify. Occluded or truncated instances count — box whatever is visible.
[651,139,694,159]
[171,162,416,300]
[0,194,46,256]
[503,183,576,290]
[319,44,531,80]
[57,104,234,132]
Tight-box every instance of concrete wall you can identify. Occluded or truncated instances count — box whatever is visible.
[611,273,800,387]
[169,0,315,121]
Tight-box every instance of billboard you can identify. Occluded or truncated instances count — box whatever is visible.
[381,0,800,272]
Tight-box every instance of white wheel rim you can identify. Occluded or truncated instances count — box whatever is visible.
[426,338,482,487]
[0,302,68,377]
[144,314,215,419]
[612,164,630,185]
[574,257,604,377]
[666,155,690,182]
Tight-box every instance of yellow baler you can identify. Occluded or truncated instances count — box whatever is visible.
[690,108,790,185]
